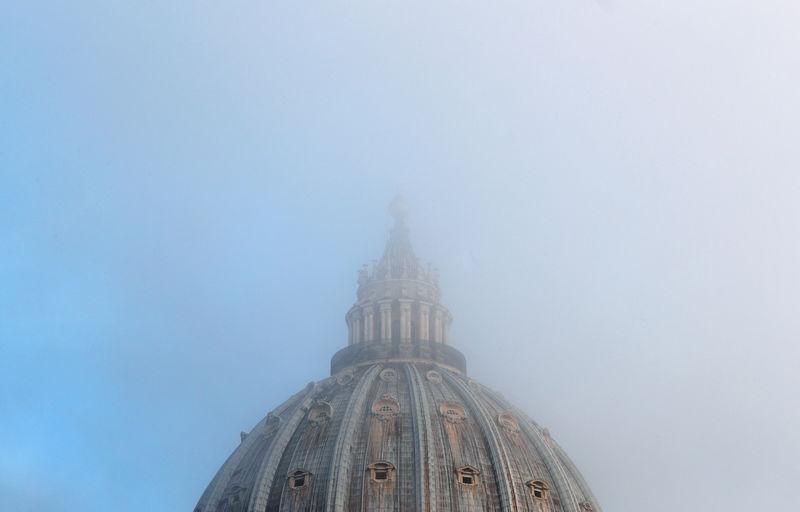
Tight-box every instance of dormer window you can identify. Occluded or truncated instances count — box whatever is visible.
[455,465,480,486]
[580,501,594,511]
[288,469,311,489]
[367,461,395,482]
[527,479,549,499]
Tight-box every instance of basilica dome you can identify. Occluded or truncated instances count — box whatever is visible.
[195,201,602,512]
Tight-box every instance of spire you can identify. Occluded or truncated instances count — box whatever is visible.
[379,195,418,279]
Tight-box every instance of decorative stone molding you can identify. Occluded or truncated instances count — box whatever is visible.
[308,400,332,426]
[288,469,311,490]
[439,402,467,423]
[497,412,520,433]
[371,394,400,421]
[425,370,442,384]
[379,368,398,382]
[527,479,550,500]
[455,465,480,486]
[336,369,354,386]
[367,461,395,482]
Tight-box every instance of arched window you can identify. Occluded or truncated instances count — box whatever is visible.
[527,479,549,499]
[367,461,395,482]
[288,469,311,489]
[455,465,480,485]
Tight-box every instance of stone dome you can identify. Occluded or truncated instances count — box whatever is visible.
[195,202,602,512]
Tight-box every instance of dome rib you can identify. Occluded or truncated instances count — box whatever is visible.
[513,405,583,512]
[443,371,518,511]
[404,364,434,511]
[552,441,604,512]
[325,365,382,512]
[247,385,319,511]
[196,385,310,512]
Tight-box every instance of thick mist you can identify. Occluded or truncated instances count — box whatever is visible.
[2,2,799,511]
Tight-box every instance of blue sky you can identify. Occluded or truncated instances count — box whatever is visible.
[2,2,799,511]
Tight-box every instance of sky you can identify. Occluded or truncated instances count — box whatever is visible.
[2,1,799,510]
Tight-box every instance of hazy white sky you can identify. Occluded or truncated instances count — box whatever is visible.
[2,2,799,511]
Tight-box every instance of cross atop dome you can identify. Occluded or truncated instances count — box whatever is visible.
[379,195,418,279]
[389,194,409,225]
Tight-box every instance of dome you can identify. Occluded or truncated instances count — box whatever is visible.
[195,203,602,512]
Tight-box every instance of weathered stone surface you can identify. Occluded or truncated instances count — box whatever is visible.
[195,359,601,512]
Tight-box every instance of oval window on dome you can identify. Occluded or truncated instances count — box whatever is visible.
[336,370,354,385]
[426,370,442,384]
[439,402,466,423]
[308,401,332,425]
[372,394,399,420]
[226,485,246,506]
[379,368,398,382]
[497,412,519,432]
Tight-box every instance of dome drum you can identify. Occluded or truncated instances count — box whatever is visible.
[330,338,467,375]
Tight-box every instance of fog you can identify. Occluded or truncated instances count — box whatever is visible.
[2,1,799,510]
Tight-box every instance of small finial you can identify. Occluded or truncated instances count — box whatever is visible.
[389,195,408,225]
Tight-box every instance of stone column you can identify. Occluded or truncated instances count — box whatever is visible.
[378,301,392,341]
[399,300,413,340]
[418,302,431,341]
[347,316,353,345]
[433,308,443,343]
[362,305,374,342]
[370,309,376,341]
[352,310,362,344]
